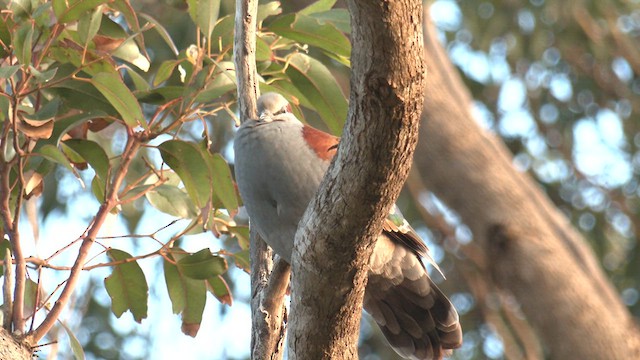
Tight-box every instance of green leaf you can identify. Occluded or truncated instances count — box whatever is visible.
[269,13,350,59]
[23,98,61,121]
[229,226,249,250]
[112,38,150,72]
[257,1,282,23]
[34,110,108,150]
[193,63,236,103]
[104,249,149,323]
[48,79,117,114]
[0,19,10,58]
[0,65,20,79]
[286,53,347,134]
[187,0,221,40]
[164,251,206,337]
[53,0,110,23]
[62,139,110,181]
[206,153,238,213]
[91,174,105,203]
[311,9,351,34]
[177,249,228,280]
[206,275,232,306]
[123,65,150,92]
[232,250,250,273]
[78,4,103,46]
[28,66,58,84]
[146,185,199,219]
[59,320,86,360]
[136,86,184,104]
[14,22,34,66]
[158,140,211,208]
[0,239,11,277]
[154,60,180,87]
[139,13,179,56]
[91,72,146,129]
[10,0,32,20]
[38,144,76,174]
[299,0,337,15]
[209,15,234,52]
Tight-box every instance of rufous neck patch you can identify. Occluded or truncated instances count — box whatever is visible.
[301,125,339,161]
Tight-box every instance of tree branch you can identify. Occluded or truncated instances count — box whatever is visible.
[287,0,425,357]
[415,9,640,358]
[29,133,141,343]
[234,1,288,358]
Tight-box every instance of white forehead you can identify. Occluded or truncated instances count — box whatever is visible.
[257,92,289,114]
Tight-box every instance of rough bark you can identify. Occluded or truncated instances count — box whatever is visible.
[415,12,640,360]
[0,329,30,360]
[287,0,425,358]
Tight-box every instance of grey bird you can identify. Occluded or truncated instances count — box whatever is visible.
[234,92,463,359]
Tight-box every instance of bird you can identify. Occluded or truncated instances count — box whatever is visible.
[233,92,462,359]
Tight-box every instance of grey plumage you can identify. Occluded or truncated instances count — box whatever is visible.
[234,93,462,359]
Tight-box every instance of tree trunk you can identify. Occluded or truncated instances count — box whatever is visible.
[415,12,640,360]
[287,0,425,358]
[0,329,31,360]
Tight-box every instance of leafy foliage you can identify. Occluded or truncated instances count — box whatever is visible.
[0,0,349,357]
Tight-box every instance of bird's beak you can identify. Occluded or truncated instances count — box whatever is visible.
[259,111,274,122]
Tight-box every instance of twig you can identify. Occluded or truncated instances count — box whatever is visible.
[29,131,142,343]
[3,248,13,330]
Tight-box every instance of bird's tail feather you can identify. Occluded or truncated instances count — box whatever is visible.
[365,239,462,359]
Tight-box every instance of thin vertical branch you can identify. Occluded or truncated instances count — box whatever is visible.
[234,0,287,358]
[234,0,259,121]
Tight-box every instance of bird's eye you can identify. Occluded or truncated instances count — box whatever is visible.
[274,105,290,115]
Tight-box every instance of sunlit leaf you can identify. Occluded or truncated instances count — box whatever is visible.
[123,65,150,92]
[299,0,337,16]
[78,5,103,47]
[59,320,86,360]
[0,239,11,277]
[38,144,76,174]
[193,64,236,103]
[91,72,146,129]
[0,65,20,79]
[286,53,347,134]
[269,13,350,59]
[14,22,34,66]
[206,275,232,306]
[158,140,211,208]
[10,0,32,20]
[206,153,238,213]
[311,9,350,34]
[146,185,199,219]
[53,0,110,23]
[164,250,206,337]
[23,98,61,121]
[104,249,149,323]
[154,60,181,87]
[229,226,250,250]
[0,19,9,58]
[257,1,282,23]
[232,250,250,273]
[62,139,110,181]
[139,13,179,56]
[28,66,58,84]
[177,249,228,280]
[187,0,221,40]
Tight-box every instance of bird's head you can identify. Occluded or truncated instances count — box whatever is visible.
[257,92,293,121]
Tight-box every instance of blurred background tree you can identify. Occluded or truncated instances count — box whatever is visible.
[1,0,639,359]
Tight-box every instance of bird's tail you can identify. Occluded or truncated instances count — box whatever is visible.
[364,237,462,359]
